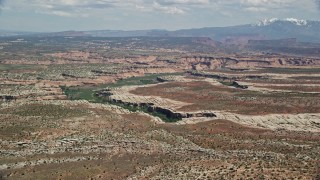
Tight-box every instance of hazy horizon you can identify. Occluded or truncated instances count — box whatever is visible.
[0,0,320,32]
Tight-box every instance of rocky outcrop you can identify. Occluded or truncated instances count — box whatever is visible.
[97,86,216,122]
[0,95,17,102]
[188,71,231,80]
[147,106,216,119]
[188,71,268,82]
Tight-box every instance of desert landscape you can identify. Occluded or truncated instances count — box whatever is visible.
[0,35,319,179]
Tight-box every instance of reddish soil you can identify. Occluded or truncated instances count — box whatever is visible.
[131,81,320,115]
[162,119,320,153]
[256,85,320,92]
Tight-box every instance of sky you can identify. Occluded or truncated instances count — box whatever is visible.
[0,0,320,32]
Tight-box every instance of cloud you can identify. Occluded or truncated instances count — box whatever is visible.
[240,0,298,8]
[2,0,319,32]
[36,0,117,10]
[241,0,295,5]
[0,0,3,13]
[231,0,302,13]
[244,7,268,12]
[8,0,307,17]
[25,0,119,17]
[5,0,319,17]
[148,0,211,14]
[48,11,74,17]
[153,2,186,14]
[155,0,209,6]
[24,0,208,16]
[315,0,320,9]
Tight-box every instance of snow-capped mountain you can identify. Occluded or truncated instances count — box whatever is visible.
[172,18,320,43]
[256,18,309,26]
[166,18,320,43]
[257,18,280,26]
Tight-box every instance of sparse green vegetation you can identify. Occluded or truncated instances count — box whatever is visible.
[61,73,185,122]
[61,86,98,102]
[0,64,41,71]
[0,104,89,119]
[61,73,183,102]
[106,73,183,88]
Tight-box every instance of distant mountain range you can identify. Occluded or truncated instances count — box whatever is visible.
[2,18,320,43]
[153,18,320,43]
[0,30,36,37]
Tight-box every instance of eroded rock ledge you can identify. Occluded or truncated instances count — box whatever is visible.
[96,86,216,122]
